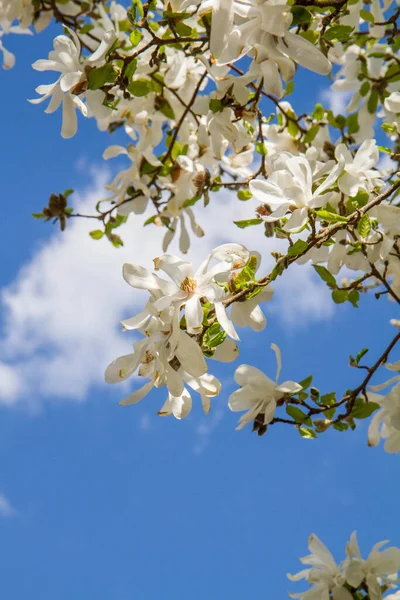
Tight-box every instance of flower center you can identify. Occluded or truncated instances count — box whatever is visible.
[180,276,197,294]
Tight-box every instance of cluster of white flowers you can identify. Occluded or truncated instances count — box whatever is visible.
[5,0,400,446]
[368,361,400,453]
[289,532,400,600]
[105,243,275,417]
[329,39,400,141]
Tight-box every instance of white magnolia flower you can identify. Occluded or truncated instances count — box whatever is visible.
[158,372,221,418]
[105,309,209,408]
[288,534,353,600]
[368,382,400,453]
[250,154,343,232]
[345,531,400,600]
[228,343,302,429]
[384,92,400,115]
[335,139,383,197]
[30,28,115,137]
[150,254,238,339]
[230,253,274,332]
[29,29,87,138]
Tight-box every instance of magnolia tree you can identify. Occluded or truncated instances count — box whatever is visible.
[2,0,400,596]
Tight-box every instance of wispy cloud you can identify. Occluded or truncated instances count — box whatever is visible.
[0,492,16,518]
[193,407,226,455]
[0,167,334,407]
[319,88,352,115]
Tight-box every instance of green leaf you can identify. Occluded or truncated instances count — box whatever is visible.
[347,113,360,135]
[348,289,360,308]
[332,289,348,304]
[237,190,253,201]
[144,215,157,226]
[90,230,104,240]
[291,5,312,25]
[287,239,308,257]
[234,219,262,229]
[324,406,336,420]
[285,81,295,96]
[349,190,369,208]
[382,123,396,133]
[270,261,285,281]
[127,79,151,97]
[357,213,371,238]
[203,323,227,349]
[352,399,380,419]
[124,58,137,81]
[313,265,337,288]
[304,126,319,144]
[233,256,258,290]
[298,375,313,390]
[209,98,223,113]
[359,81,371,97]
[315,209,349,223]
[324,25,354,42]
[129,28,142,47]
[32,212,45,219]
[157,97,175,120]
[175,21,193,36]
[356,348,368,363]
[298,426,317,439]
[287,405,312,426]
[256,142,268,156]
[333,422,349,432]
[367,90,379,114]
[360,8,374,21]
[63,188,74,198]
[87,64,118,90]
[312,104,325,121]
[320,392,336,405]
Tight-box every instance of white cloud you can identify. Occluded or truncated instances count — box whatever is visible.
[320,88,352,115]
[0,168,333,407]
[0,492,16,518]
[192,407,226,455]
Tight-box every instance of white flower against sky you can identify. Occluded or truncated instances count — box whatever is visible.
[335,139,383,197]
[250,154,343,232]
[368,382,400,454]
[345,531,400,600]
[288,533,352,600]
[229,343,302,429]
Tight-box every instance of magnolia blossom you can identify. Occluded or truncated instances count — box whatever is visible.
[208,0,332,96]
[368,382,400,453]
[249,154,343,232]
[335,140,383,197]
[289,533,400,600]
[345,532,400,600]
[105,307,213,413]
[30,28,115,137]
[228,344,302,429]
[288,534,352,600]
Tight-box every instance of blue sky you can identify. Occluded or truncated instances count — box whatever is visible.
[0,21,399,600]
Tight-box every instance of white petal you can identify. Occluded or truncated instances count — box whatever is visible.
[119,379,155,405]
[215,302,239,340]
[104,352,138,383]
[283,207,308,232]
[271,343,282,383]
[209,338,240,363]
[60,71,82,92]
[276,380,303,394]
[185,295,203,334]
[61,94,78,139]
[176,332,207,377]
[279,32,331,75]
[249,179,286,208]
